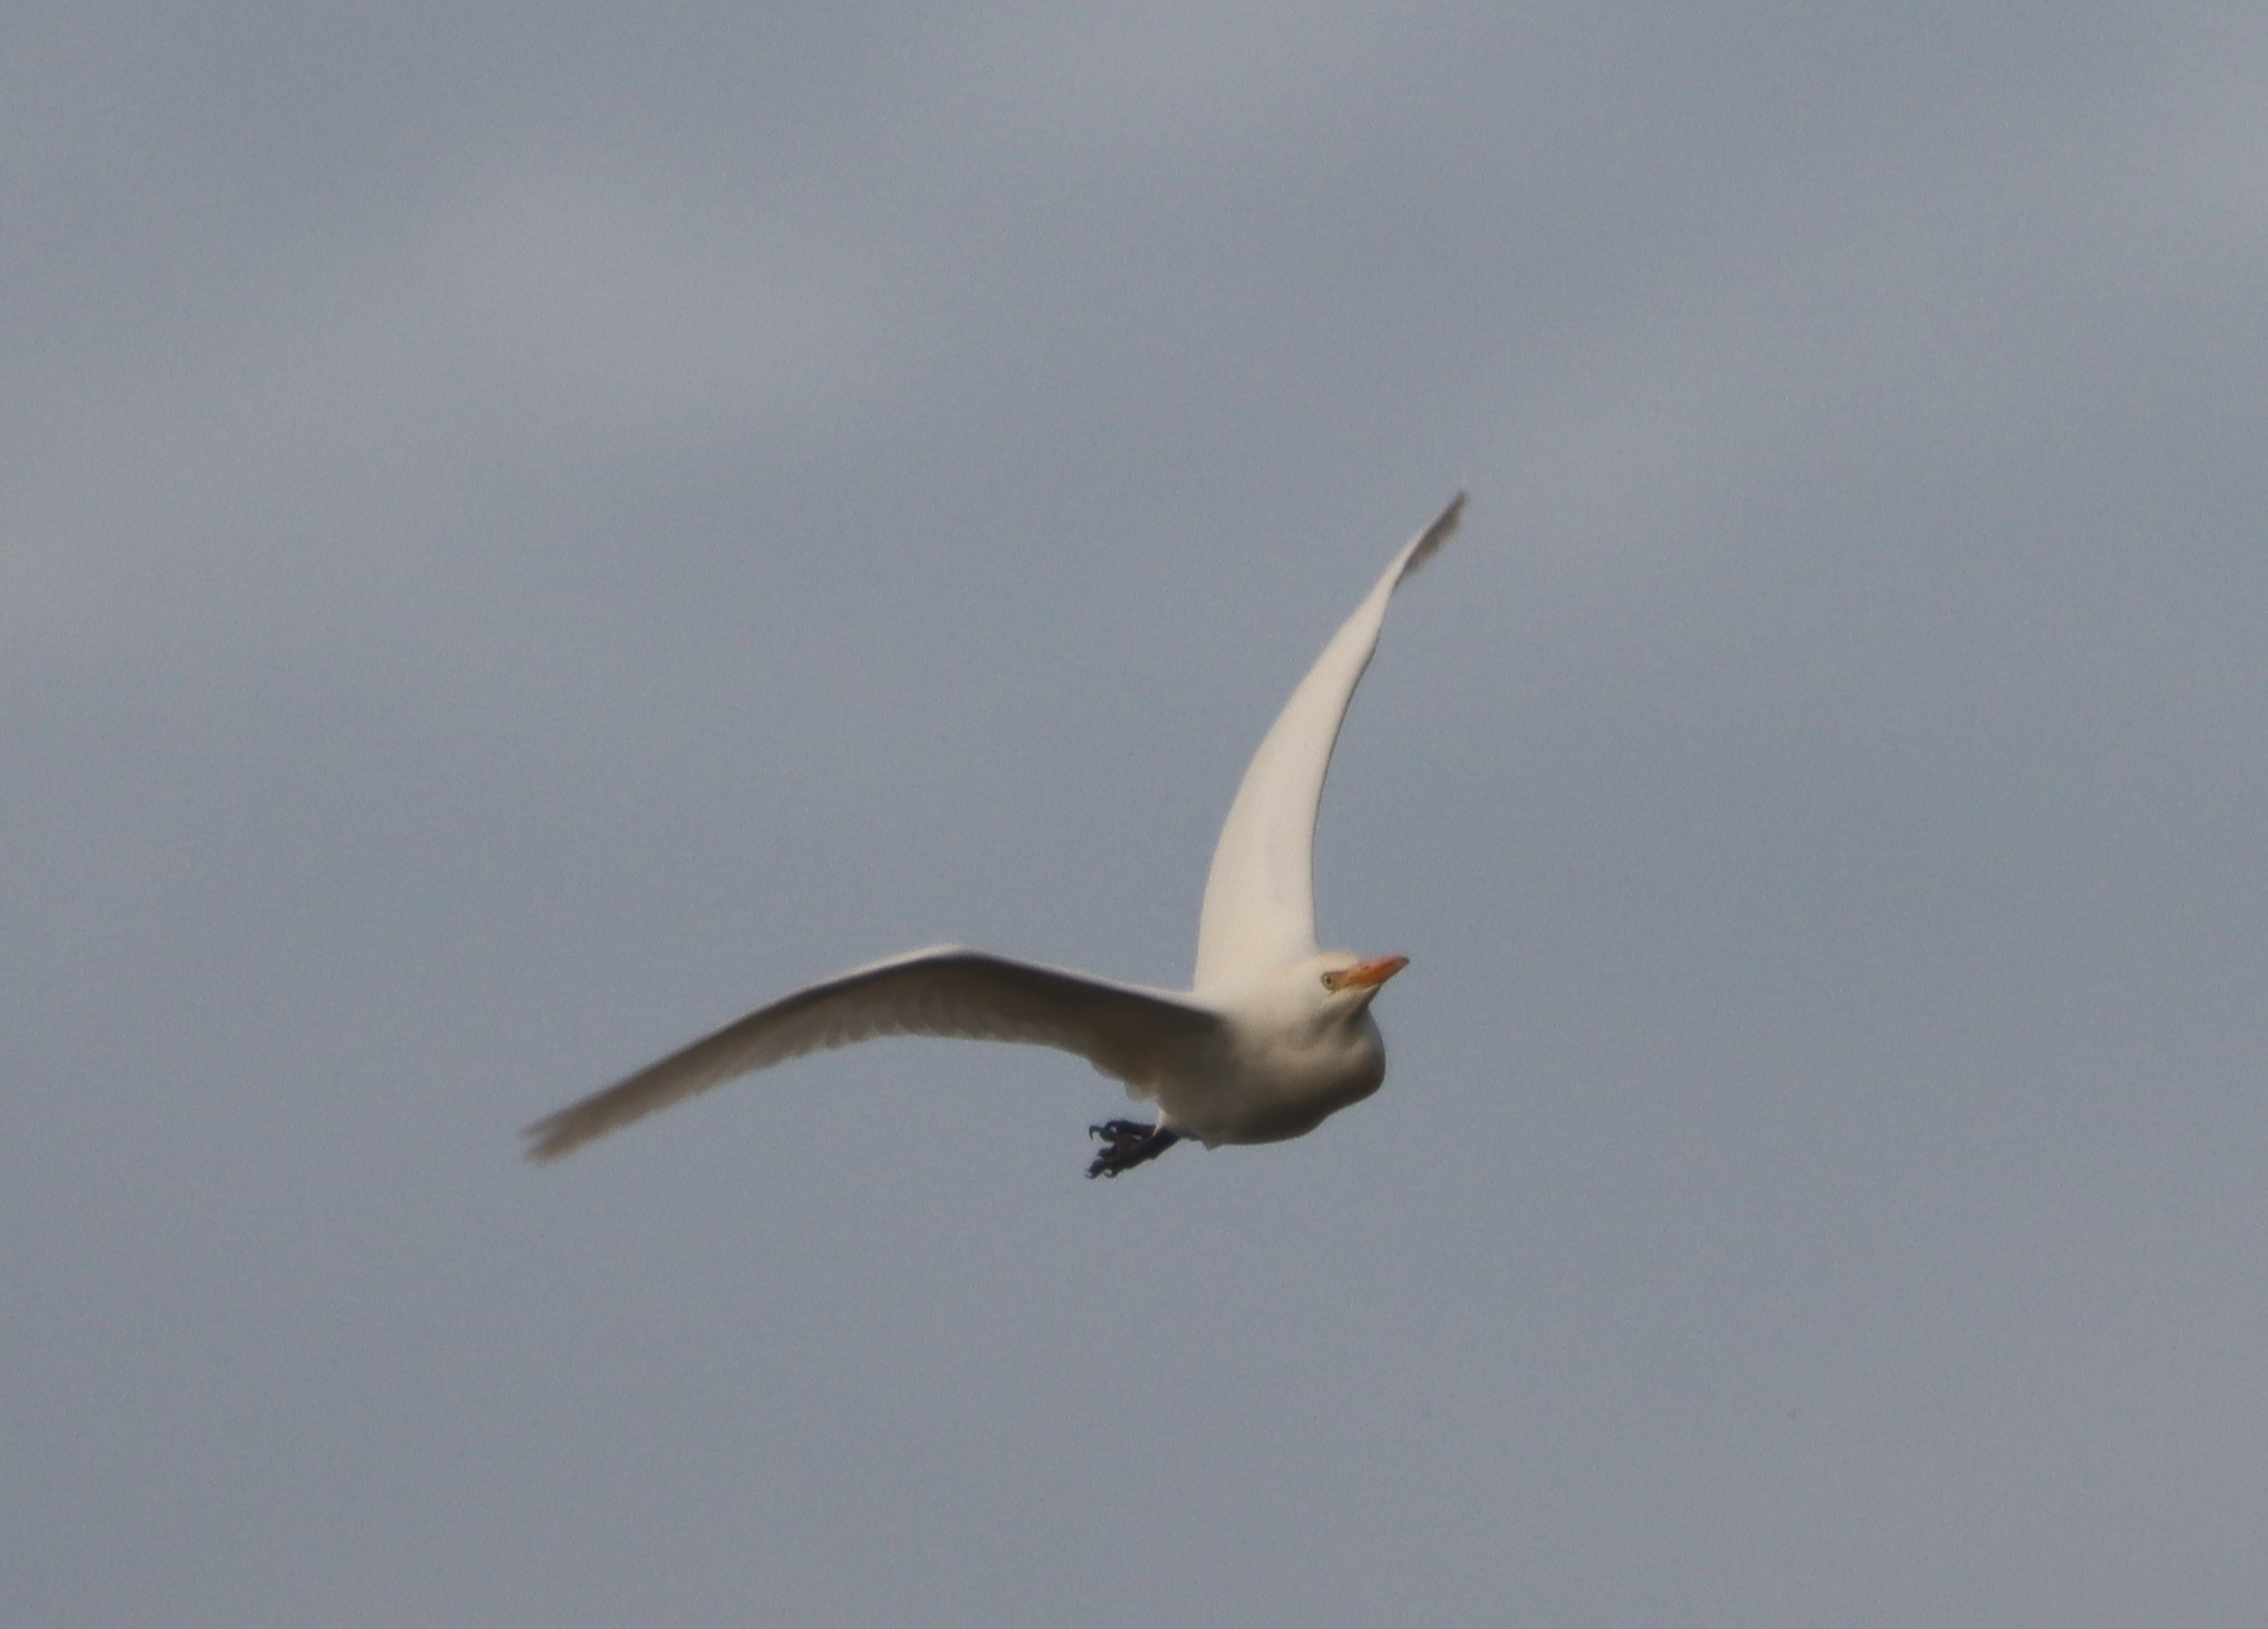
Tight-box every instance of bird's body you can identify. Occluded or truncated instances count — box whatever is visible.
[1174,952,1391,1145]
[526,494,1465,1175]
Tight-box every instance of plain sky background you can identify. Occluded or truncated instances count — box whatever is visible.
[8,4,2268,1625]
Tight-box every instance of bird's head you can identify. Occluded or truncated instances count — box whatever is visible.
[1315,951,1409,1006]
[1224,951,1410,1040]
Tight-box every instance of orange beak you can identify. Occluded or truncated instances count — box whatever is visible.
[1325,954,1409,993]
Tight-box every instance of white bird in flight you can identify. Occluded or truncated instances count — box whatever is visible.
[526,493,1466,1176]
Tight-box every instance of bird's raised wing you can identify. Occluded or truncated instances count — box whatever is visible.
[1192,493,1464,994]
[524,947,1225,1161]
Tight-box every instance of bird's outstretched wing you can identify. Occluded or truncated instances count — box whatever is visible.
[524,948,1225,1161]
[1191,493,1465,994]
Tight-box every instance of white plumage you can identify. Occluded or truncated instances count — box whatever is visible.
[525,493,1465,1174]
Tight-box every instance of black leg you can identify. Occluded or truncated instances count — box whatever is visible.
[1086,1118,1183,1178]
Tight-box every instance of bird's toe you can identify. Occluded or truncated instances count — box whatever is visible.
[1085,1119,1182,1178]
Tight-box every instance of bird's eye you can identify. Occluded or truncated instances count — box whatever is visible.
[1319,970,1341,992]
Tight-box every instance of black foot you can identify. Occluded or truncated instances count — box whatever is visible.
[1087,1118,1183,1178]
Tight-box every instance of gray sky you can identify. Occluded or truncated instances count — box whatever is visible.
[8,4,2268,1624]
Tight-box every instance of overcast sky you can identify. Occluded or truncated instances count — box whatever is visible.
[8,5,2268,1625]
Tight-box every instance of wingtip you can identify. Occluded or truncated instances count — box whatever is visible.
[522,1103,603,1164]
[1395,489,1466,587]
[521,1120,574,1164]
